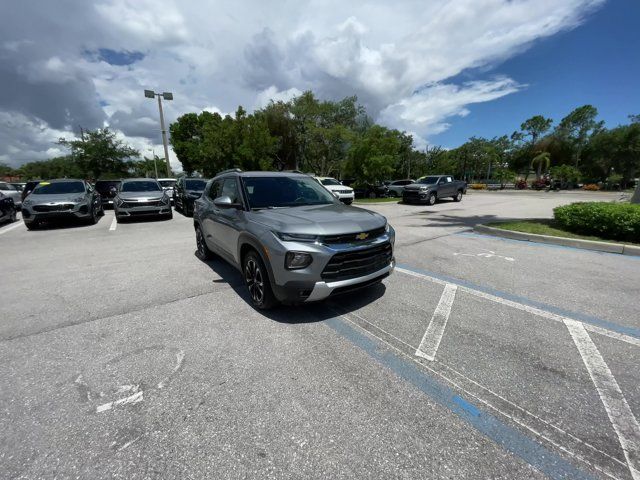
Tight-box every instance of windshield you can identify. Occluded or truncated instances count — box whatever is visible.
[159,180,176,187]
[418,176,441,185]
[320,178,341,186]
[95,180,121,193]
[242,176,336,209]
[186,179,207,190]
[121,181,161,192]
[32,181,85,195]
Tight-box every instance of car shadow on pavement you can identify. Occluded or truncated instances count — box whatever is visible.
[117,215,173,224]
[196,251,386,324]
[410,213,522,229]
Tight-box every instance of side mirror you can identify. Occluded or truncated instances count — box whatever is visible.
[214,195,239,209]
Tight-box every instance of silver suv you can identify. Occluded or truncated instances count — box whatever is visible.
[114,179,173,222]
[21,179,103,229]
[193,170,395,309]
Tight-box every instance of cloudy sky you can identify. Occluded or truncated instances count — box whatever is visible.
[1,0,636,170]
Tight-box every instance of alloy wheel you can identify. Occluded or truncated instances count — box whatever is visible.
[245,259,264,304]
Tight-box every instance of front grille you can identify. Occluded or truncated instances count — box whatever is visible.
[403,190,421,199]
[338,190,352,194]
[121,201,161,208]
[322,226,386,245]
[33,204,74,212]
[322,242,392,281]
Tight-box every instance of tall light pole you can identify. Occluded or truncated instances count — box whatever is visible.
[148,148,158,179]
[144,89,173,178]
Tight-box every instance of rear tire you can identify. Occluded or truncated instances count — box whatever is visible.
[243,250,277,310]
[453,190,463,202]
[195,225,215,260]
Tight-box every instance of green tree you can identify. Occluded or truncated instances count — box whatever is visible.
[549,164,580,188]
[555,105,603,168]
[513,115,553,145]
[344,125,400,183]
[493,168,517,189]
[58,128,138,179]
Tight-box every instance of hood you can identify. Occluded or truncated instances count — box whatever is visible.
[404,182,435,191]
[323,184,353,192]
[25,193,85,204]
[117,191,165,200]
[249,203,386,235]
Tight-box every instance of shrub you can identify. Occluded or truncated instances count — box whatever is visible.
[582,184,600,191]
[553,202,640,242]
[468,183,487,190]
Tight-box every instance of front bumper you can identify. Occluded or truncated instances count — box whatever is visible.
[22,203,91,222]
[116,205,171,217]
[305,260,394,301]
[403,191,428,203]
[265,227,395,304]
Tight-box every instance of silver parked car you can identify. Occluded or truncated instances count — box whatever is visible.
[21,179,103,230]
[0,181,22,208]
[114,179,173,222]
[193,170,395,309]
[387,179,415,197]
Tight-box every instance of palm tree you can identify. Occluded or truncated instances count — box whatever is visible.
[531,152,551,180]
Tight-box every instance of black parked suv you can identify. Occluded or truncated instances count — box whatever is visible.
[173,177,208,216]
[95,179,122,208]
[0,192,17,225]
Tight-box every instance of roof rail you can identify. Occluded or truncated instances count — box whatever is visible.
[218,168,243,175]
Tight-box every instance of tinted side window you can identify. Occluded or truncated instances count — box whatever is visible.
[208,180,223,200]
[221,178,239,203]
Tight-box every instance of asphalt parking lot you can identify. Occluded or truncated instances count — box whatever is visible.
[1,191,638,480]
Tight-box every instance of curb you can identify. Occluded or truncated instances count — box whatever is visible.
[474,224,640,257]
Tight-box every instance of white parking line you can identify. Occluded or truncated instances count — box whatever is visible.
[0,222,24,235]
[416,283,457,361]
[109,217,117,231]
[564,319,640,480]
[396,267,640,348]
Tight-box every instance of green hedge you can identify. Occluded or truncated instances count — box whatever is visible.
[553,202,640,242]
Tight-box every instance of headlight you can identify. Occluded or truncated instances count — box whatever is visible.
[23,199,32,207]
[384,222,390,233]
[72,196,85,203]
[275,232,319,243]
[285,251,313,270]
[160,195,170,204]
[115,197,124,206]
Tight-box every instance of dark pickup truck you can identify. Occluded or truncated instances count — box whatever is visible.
[402,175,467,205]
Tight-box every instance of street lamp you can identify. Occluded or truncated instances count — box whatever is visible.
[144,89,173,177]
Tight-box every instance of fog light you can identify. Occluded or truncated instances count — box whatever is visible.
[285,251,312,270]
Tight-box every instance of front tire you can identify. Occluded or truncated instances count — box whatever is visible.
[9,208,17,223]
[195,225,215,260]
[427,192,437,206]
[25,220,39,230]
[243,251,277,310]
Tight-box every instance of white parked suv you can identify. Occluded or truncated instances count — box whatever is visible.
[314,177,354,205]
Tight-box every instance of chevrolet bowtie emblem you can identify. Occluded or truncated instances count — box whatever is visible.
[355,232,369,240]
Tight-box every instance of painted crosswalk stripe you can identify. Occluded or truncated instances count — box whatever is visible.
[415,283,457,361]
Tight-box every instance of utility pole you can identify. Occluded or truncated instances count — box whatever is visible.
[144,90,173,178]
